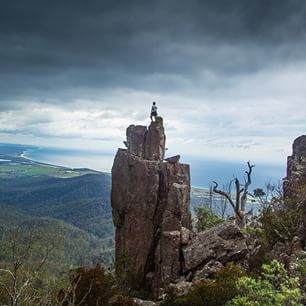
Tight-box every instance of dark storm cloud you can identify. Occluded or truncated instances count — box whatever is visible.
[1,0,306,109]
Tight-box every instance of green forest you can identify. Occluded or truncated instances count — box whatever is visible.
[0,146,117,304]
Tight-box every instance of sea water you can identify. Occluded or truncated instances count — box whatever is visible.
[23,146,286,188]
[23,147,114,173]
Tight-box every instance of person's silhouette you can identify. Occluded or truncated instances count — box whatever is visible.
[150,102,158,121]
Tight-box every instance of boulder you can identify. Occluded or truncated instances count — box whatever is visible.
[193,260,224,281]
[168,281,193,297]
[182,236,215,271]
[180,227,192,245]
[164,155,181,164]
[182,221,248,271]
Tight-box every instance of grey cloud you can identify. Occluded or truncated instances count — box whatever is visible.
[1,0,306,111]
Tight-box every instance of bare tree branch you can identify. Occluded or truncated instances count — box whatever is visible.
[240,161,255,211]
[235,178,241,211]
[213,181,236,213]
[212,162,255,226]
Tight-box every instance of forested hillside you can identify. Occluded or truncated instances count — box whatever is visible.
[0,146,114,271]
[0,174,112,237]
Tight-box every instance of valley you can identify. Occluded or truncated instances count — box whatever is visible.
[0,143,114,270]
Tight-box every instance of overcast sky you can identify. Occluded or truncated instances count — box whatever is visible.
[1,0,306,165]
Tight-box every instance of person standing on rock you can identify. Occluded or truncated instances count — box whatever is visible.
[150,101,158,121]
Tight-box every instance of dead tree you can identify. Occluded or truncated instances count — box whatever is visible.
[212,161,255,227]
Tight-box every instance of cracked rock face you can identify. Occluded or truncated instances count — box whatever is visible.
[111,149,160,278]
[284,135,306,195]
[283,135,306,245]
[182,221,248,272]
[111,117,191,287]
[111,117,251,296]
[126,117,166,161]
[145,117,166,161]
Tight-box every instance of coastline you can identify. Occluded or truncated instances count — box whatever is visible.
[1,143,285,187]
[19,148,64,169]
[19,146,110,173]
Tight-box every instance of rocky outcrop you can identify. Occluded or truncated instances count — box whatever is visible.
[111,117,250,297]
[126,125,147,158]
[182,221,248,273]
[112,149,160,278]
[284,135,306,197]
[193,260,224,281]
[283,135,306,245]
[111,117,191,291]
[144,117,166,161]
[126,117,166,161]
[164,155,180,164]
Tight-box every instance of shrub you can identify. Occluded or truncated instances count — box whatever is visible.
[242,225,270,273]
[59,264,116,305]
[194,206,223,232]
[162,263,246,306]
[226,260,303,306]
[290,256,306,304]
[260,207,301,246]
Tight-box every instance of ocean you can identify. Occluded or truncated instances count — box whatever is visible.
[23,147,115,173]
[22,145,286,189]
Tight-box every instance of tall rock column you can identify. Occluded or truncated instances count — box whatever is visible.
[153,161,191,289]
[145,117,166,161]
[283,135,306,246]
[111,117,191,289]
